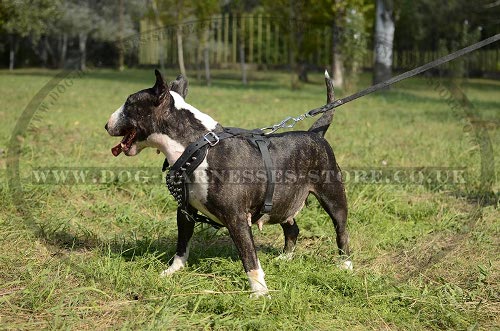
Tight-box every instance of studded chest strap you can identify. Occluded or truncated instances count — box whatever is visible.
[166,145,208,208]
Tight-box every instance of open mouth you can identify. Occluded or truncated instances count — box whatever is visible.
[111,129,137,156]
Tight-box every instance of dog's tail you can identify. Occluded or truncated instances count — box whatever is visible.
[308,70,335,137]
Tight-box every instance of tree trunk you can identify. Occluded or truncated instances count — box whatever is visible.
[176,28,187,77]
[239,38,247,85]
[42,36,55,68]
[196,46,201,80]
[118,0,125,71]
[151,0,165,71]
[60,33,68,68]
[79,32,87,71]
[237,17,247,85]
[373,0,394,85]
[204,48,211,86]
[203,28,211,86]
[40,37,48,67]
[288,0,299,89]
[331,14,344,88]
[9,35,16,71]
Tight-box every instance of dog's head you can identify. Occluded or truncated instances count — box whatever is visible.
[105,70,188,156]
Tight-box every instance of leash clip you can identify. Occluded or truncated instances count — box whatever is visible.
[203,131,220,146]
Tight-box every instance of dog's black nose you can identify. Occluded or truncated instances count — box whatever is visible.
[105,123,108,131]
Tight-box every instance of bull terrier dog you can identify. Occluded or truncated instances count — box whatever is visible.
[105,70,351,297]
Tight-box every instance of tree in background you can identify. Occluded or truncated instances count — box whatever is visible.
[373,0,394,85]
[60,0,99,70]
[1,0,145,70]
[393,0,498,71]
[261,0,307,89]
[149,0,193,77]
[341,4,369,91]
[1,0,497,78]
[311,0,346,88]
[174,0,188,77]
[194,0,220,86]
[0,0,60,70]
[309,0,371,90]
[227,0,259,85]
[93,0,146,70]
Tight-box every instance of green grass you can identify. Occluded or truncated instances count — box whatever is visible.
[0,68,498,330]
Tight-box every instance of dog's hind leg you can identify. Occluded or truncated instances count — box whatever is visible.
[313,180,352,270]
[281,219,299,254]
[161,207,196,276]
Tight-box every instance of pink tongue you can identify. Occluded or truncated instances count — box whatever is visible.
[111,143,122,157]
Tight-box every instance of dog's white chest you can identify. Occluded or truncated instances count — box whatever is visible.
[188,158,223,225]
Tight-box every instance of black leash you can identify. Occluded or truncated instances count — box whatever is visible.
[307,34,500,117]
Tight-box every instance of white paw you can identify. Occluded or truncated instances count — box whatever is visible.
[340,260,353,270]
[250,290,271,299]
[160,266,179,277]
[247,264,270,298]
[275,252,294,261]
[160,254,188,277]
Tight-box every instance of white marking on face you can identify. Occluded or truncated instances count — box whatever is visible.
[247,261,269,297]
[325,69,330,79]
[106,104,124,133]
[169,91,218,130]
[146,133,185,164]
[160,247,190,277]
[188,158,223,226]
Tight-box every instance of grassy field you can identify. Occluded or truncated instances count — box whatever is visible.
[0,68,498,330]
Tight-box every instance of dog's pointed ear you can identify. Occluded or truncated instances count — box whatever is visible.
[169,75,189,99]
[153,69,169,102]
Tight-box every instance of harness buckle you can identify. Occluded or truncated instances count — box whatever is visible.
[203,131,220,146]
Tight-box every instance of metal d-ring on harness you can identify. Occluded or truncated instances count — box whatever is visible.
[163,127,275,229]
[163,34,500,228]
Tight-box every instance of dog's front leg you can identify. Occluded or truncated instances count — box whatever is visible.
[161,208,195,276]
[226,218,269,298]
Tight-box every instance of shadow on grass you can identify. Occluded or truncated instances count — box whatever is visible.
[37,219,287,270]
[36,223,243,263]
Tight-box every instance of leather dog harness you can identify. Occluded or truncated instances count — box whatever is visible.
[163,127,275,229]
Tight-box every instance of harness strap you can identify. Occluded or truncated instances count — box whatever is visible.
[171,131,234,172]
[182,210,223,230]
[253,139,275,214]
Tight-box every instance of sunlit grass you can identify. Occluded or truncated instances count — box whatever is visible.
[0,68,498,329]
